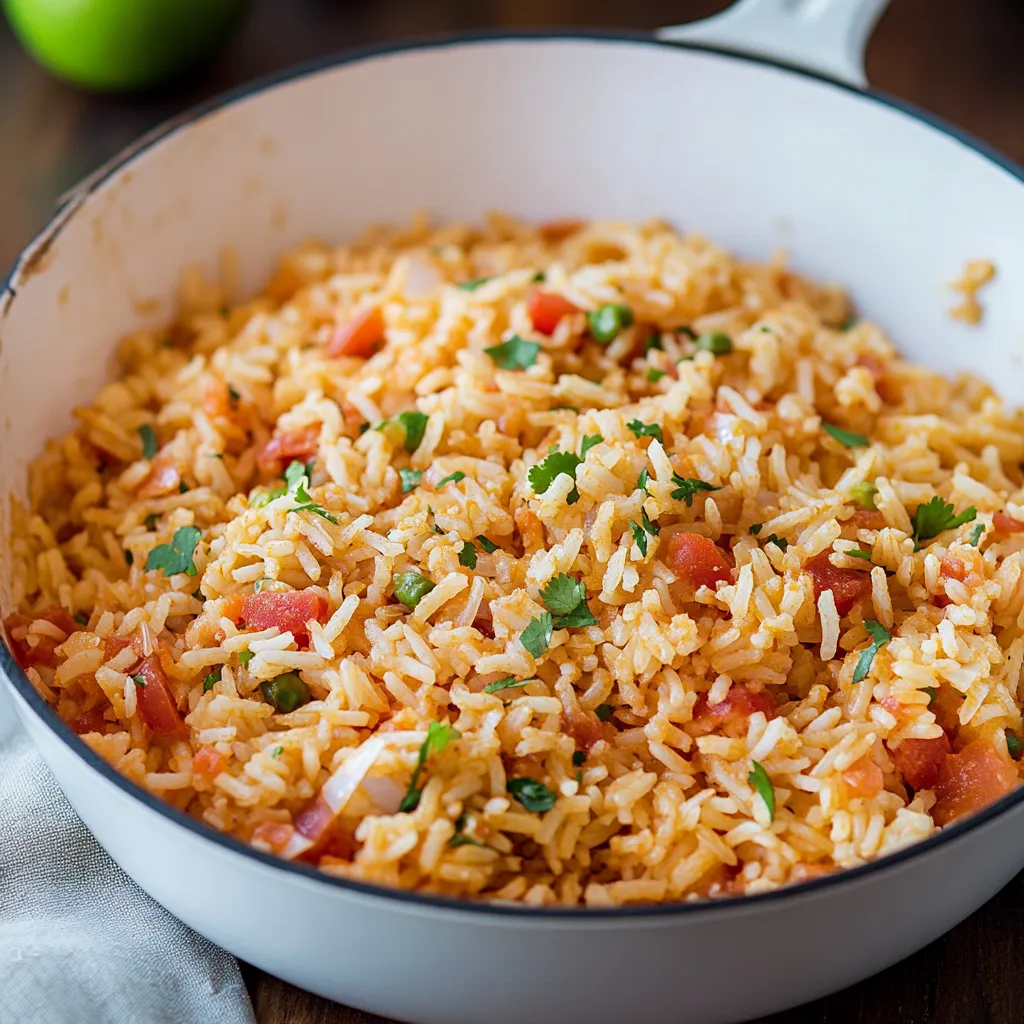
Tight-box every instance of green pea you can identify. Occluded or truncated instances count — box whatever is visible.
[694,331,733,356]
[394,571,435,610]
[587,304,634,344]
[260,672,311,713]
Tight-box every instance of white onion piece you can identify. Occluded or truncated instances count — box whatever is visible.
[401,256,442,299]
[360,775,406,815]
[321,736,387,812]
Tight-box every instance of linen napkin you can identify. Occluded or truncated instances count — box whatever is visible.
[0,687,256,1024]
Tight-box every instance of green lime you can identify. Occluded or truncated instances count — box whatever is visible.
[3,0,252,92]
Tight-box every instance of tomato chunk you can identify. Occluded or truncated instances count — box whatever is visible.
[135,654,187,736]
[69,706,109,735]
[994,510,1024,535]
[667,533,733,591]
[803,551,871,616]
[3,606,78,670]
[241,591,328,644]
[192,746,227,781]
[846,510,886,532]
[842,756,884,798]
[691,684,775,737]
[326,307,385,359]
[257,424,321,474]
[933,739,1018,825]
[560,709,608,753]
[527,291,579,335]
[889,734,951,791]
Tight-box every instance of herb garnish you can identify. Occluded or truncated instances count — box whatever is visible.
[1008,731,1023,761]
[595,704,613,722]
[144,513,159,530]
[437,471,466,488]
[911,496,977,548]
[394,572,435,610]
[138,424,158,460]
[636,467,650,493]
[643,332,663,353]
[694,331,732,355]
[399,468,423,493]
[237,650,253,669]
[646,368,667,383]
[748,760,775,820]
[527,435,602,504]
[520,612,554,658]
[572,751,586,767]
[849,481,878,510]
[749,523,763,535]
[823,422,870,448]
[587,304,634,344]
[763,534,788,552]
[476,535,498,553]
[458,543,477,570]
[852,620,893,685]
[629,520,649,557]
[145,525,201,577]
[484,335,541,371]
[627,419,663,444]
[73,612,88,626]
[845,548,873,561]
[507,777,557,813]
[540,574,598,628]
[968,522,986,547]
[458,276,493,291]
[400,721,460,813]
[670,474,720,507]
[483,676,530,694]
[132,674,146,689]
[203,667,221,692]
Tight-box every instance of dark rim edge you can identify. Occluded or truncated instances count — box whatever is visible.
[4,27,1024,921]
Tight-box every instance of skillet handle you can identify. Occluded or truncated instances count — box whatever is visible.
[656,0,890,88]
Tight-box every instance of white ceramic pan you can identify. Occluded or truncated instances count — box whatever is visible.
[4,2,1024,1021]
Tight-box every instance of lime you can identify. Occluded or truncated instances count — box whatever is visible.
[2,0,252,92]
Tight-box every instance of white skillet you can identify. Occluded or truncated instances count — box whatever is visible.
[4,2,1024,1021]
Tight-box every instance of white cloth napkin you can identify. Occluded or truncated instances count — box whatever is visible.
[0,688,255,1024]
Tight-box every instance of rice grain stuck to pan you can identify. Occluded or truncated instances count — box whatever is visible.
[4,215,1024,906]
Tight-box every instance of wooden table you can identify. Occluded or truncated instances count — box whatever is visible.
[3,1,1024,1020]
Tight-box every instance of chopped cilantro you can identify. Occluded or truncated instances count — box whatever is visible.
[629,520,648,557]
[237,650,253,668]
[641,507,659,536]
[595,703,613,722]
[124,549,133,566]
[849,481,878,510]
[627,419,663,444]
[290,481,338,524]
[587,304,634,344]
[527,435,602,504]
[72,612,88,626]
[458,543,478,570]
[397,410,429,453]
[192,588,203,600]
[643,332,663,353]
[553,603,599,628]
[458,276,493,291]
[671,474,719,507]
[551,405,580,413]
[144,513,159,530]
[763,534,788,552]
[636,467,650,493]
[540,574,587,616]
[572,750,586,767]
[437,471,466,488]
[358,422,370,436]
[271,746,283,758]
[394,572,435,610]
[646,368,667,383]
[852,620,893,685]
[227,384,241,402]
[400,721,460,812]
[823,422,870,448]
[476,535,498,553]
[483,676,530,694]
[521,612,554,658]
[399,468,423,493]
[747,760,775,820]
[208,452,223,459]
[694,331,733,355]
[749,523,763,535]
[923,686,937,707]
[839,316,859,331]
[532,271,546,283]
[484,335,541,371]
[845,548,873,561]
[203,667,221,692]
[580,434,603,456]
[132,674,146,689]
[1007,730,1023,761]
[678,326,698,340]
[138,424,158,460]
[178,480,189,494]
[968,522,986,547]
[145,525,201,577]
[911,496,977,548]
[507,777,556,813]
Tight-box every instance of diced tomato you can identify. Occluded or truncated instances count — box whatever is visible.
[538,218,586,243]
[527,291,579,335]
[68,706,109,735]
[103,634,143,668]
[994,510,1024,535]
[691,684,775,737]
[842,756,884,798]
[846,510,886,532]
[326,307,385,359]
[192,746,227,781]
[138,458,181,499]
[201,378,237,420]
[221,594,245,623]
[880,696,901,715]
[940,555,969,583]
[803,551,871,616]
[889,734,951,791]
[3,606,78,670]
[667,533,734,591]
[240,591,328,644]
[561,709,608,753]
[252,821,296,852]
[928,685,962,737]
[294,794,335,843]
[135,654,187,737]
[933,739,1019,825]
[515,508,546,554]
[257,424,321,474]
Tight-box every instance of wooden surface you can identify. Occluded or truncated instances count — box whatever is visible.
[3,1,1024,1020]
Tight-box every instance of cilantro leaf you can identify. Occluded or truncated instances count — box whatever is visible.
[476,535,498,553]
[643,332,663,353]
[138,424,158,460]
[595,703,613,722]
[203,667,222,692]
[484,335,540,371]
[132,674,146,689]
[641,507,659,536]
[458,542,477,570]
[553,604,598,628]
[507,777,556,813]
[637,467,650,493]
[283,459,312,491]
[763,534,788,552]
[852,619,893,685]
[671,474,719,507]
[483,676,530,694]
[580,434,603,456]
[911,496,977,547]
[747,760,775,820]
[144,513,159,530]
[572,751,586,767]
[400,468,423,493]
[969,522,986,547]
[845,548,873,561]
[291,481,339,524]
[823,422,870,448]
[749,523,763,535]
[528,450,582,497]
[437,471,466,488]
[397,410,429,453]
[627,419,663,444]
[400,721,461,813]
[540,574,586,616]
[145,525,201,577]
[646,368,667,383]
[237,650,253,668]
[629,520,648,557]
[520,612,553,658]
[458,276,493,291]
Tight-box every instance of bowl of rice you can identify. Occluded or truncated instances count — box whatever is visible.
[4,3,1024,1022]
